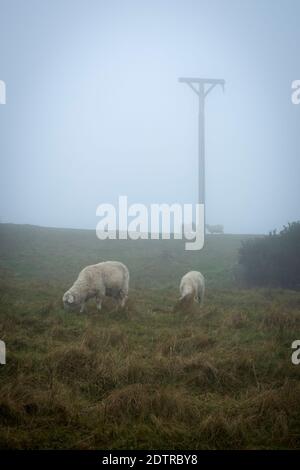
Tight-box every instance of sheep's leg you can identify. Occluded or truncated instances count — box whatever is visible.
[80,301,86,313]
[96,296,102,311]
[96,287,105,311]
[120,295,128,308]
[118,290,128,309]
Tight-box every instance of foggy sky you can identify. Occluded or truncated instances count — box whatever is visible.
[0,0,299,234]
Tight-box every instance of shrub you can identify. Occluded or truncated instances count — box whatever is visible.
[239,222,300,289]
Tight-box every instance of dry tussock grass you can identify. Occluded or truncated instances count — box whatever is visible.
[1,281,300,449]
[158,332,215,356]
[100,384,200,423]
[262,309,300,330]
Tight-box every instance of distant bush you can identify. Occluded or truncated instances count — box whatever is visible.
[239,222,300,289]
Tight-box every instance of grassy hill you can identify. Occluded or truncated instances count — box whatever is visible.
[0,223,252,288]
[0,223,300,449]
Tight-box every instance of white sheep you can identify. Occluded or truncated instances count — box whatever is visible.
[206,224,224,234]
[179,271,205,306]
[62,261,129,313]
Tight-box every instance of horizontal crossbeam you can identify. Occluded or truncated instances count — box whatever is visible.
[179,77,225,86]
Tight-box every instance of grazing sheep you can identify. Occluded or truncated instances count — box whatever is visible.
[206,224,224,234]
[63,261,129,313]
[179,271,205,307]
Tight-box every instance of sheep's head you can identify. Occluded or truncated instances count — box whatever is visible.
[62,291,79,310]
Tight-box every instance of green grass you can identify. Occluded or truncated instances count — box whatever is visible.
[0,223,253,288]
[0,223,300,449]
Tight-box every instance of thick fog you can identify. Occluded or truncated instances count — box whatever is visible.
[0,0,299,234]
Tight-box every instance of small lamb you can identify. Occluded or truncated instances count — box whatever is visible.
[179,271,205,306]
[63,261,129,313]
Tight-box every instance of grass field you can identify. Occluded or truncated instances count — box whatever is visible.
[0,223,300,449]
